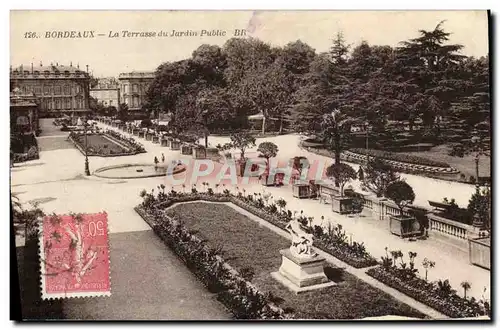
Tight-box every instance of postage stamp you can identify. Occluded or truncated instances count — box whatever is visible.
[39,212,111,299]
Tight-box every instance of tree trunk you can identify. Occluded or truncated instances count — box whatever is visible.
[279,116,283,135]
[204,134,208,148]
[261,116,266,135]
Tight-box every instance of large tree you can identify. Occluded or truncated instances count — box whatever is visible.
[395,21,466,134]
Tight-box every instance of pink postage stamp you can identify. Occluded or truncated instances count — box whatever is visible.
[39,212,111,299]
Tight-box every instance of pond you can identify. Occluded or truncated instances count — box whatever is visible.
[94,163,186,179]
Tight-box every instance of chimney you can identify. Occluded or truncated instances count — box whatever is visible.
[56,62,59,66]
[10,65,12,73]
[86,64,89,73]
[40,61,43,67]
[31,62,33,73]
[77,63,80,69]
[70,61,72,67]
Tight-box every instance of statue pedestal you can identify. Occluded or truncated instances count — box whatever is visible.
[271,249,335,294]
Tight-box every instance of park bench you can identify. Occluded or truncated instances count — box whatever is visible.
[428,200,451,213]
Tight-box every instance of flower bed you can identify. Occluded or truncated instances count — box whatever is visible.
[141,189,377,269]
[162,202,426,319]
[366,266,490,318]
[104,129,146,154]
[134,205,288,319]
[69,131,146,157]
[348,148,451,168]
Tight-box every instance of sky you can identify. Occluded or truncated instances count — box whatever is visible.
[10,10,489,78]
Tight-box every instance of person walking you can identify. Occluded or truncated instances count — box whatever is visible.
[161,153,165,163]
[154,156,159,170]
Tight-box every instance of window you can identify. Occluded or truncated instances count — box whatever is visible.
[33,70,39,76]
[55,99,60,110]
[34,86,41,95]
[132,84,138,93]
[44,70,50,76]
[24,71,30,75]
[54,86,62,95]
[76,97,83,109]
[64,85,70,95]
[47,99,53,110]
[66,98,72,109]
[43,86,50,95]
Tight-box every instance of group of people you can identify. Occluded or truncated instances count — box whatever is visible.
[153,153,166,168]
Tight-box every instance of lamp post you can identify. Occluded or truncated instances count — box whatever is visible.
[198,109,209,148]
[84,116,90,176]
[365,120,370,165]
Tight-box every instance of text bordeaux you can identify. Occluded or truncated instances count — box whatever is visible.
[45,31,96,38]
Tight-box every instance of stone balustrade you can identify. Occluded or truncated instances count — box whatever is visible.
[362,194,472,241]
[427,213,473,240]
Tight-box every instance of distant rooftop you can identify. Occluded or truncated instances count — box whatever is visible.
[118,71,155,79]
[10,63,90,79]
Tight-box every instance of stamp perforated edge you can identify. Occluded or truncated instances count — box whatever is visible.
[38,211,112,300]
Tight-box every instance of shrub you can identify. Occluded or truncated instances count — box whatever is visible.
[467,186,491,231]
[257,142,279,165]
[326,163,357,197]
[385,181,415,215]
[365,158,400,197]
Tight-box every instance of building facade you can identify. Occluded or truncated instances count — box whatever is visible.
[10,88,40,156]
[10,88,39,135]
[90,77,120,107]
[118,71,154,111]
[10,63,91,117]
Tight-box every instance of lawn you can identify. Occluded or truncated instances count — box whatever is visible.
[405,145,490,179]
[165,202,427,320]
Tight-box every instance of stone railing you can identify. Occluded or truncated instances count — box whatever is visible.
[362,195,473,241]
[427,213,473,241]
[362,195,412,220]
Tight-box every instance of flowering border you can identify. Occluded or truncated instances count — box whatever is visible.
[134,204,288,319]
[142,190,378,269]
[366,266,490,318]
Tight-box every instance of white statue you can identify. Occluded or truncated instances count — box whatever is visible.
[285,219,317,258]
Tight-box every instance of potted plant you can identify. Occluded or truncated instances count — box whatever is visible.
[257,142,279,186]
[181,143,194,155]
[468,186,491,269]
[385,180,420,238]
[170,139,181,150]
[326,163,357,214]
[192,144,207,159]
[223,132,256,177]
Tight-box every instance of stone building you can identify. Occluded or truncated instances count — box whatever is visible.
[90,77,120,107]
[10,88,40,157]
[9,63,91,117]
[10,88,39,135]
[118,71,154,111]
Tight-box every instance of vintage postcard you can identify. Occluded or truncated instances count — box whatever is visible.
[10,10,491,321]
